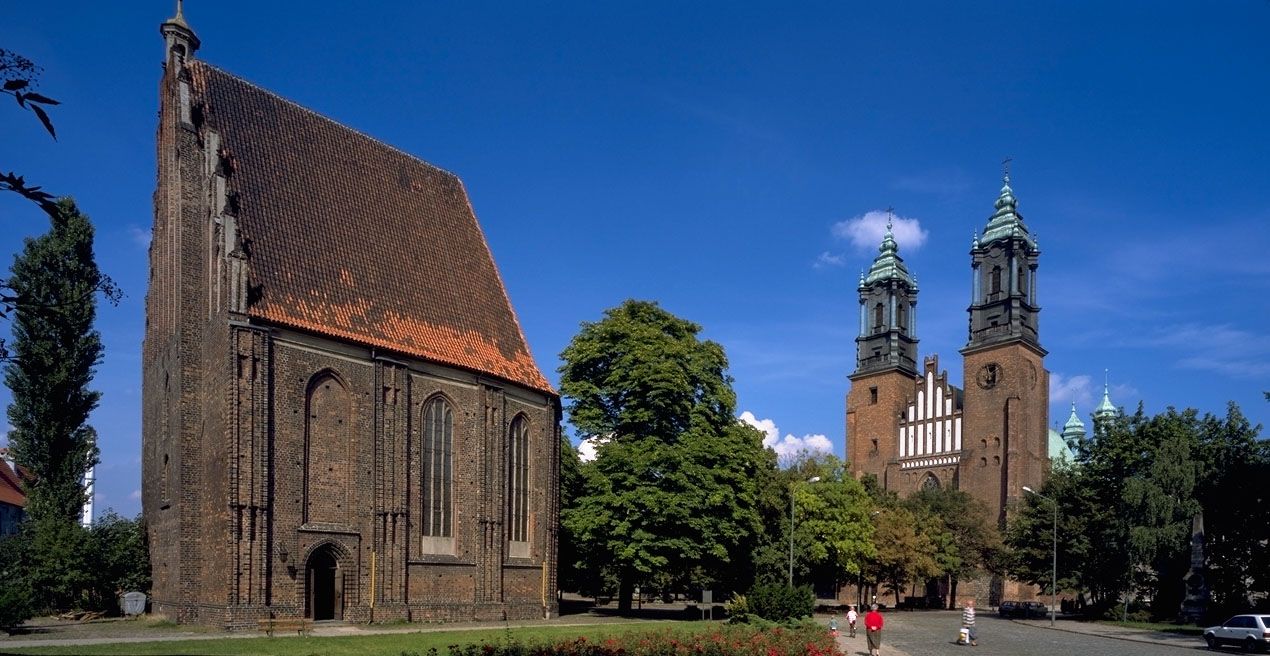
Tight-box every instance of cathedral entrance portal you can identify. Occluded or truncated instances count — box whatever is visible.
[305,545,343,620]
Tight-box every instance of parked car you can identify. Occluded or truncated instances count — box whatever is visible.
[997,601,1049,619]
[1203,615,1270,652]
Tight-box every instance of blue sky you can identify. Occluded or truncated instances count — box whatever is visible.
[3,2,1268,518]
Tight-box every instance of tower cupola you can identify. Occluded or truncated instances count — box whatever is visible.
[852,212,919,378]
[964,164,1044,354]
[1062,402,1087,447]
[1094,370,1118,423]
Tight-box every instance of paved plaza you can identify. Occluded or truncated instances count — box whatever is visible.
[833,611,1205,656]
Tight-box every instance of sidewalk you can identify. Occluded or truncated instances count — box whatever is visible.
[1012,617,1202,651]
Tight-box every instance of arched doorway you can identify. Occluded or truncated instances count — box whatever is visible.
[305,544,343,620]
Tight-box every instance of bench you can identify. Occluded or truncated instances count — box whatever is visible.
[258,617,312,636]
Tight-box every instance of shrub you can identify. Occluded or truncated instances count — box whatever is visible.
[745,584,815,623]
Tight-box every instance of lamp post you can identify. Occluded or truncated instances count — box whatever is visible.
[789,476,821,587]
[1022,486,1057,627]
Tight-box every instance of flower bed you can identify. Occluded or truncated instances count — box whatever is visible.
[442,623,841,656]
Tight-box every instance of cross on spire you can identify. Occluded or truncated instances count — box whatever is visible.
[885,206,895,232]
[1002,156,1013,183]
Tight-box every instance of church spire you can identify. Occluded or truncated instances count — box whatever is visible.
[964,163,1044,353]
[161,0,200,64]
[980,164,1036,248]
[1062,401,1087,447]
[1094,369,1118,422]
[864,209,916,287]
[852,208,919,378]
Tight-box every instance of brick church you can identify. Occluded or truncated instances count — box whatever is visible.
[845,171,1049,602]
[142,6,560,626]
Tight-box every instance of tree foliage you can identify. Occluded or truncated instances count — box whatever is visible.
[5,198,104,523]
[785,454,875,588]
[1005,403,1267,621]
[559,300,766,608]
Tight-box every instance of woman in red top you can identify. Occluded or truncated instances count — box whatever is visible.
[864,604,884,656]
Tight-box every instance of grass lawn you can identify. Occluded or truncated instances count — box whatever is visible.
[7,620,714,656]
[1094,619,1204,636]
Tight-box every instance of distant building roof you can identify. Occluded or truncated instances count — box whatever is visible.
[187,62,554,395]
[0,452,26,508]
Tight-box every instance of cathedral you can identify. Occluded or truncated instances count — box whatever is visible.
[844,170,1049,601]
[142,7,560,626]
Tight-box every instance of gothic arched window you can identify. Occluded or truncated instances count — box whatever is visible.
[921,473,940,491]
[507,416,530,547]
[421,396,454,538]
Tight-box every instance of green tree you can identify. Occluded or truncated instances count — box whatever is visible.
[1193,404,1269,616]
[85,511,151,612]
[906,486,1001,608]
[786,453,875,590]
[867,505,940,607]
[559,300,765,610]
[557,436,590,595]
[4,198,105,612]
[0,531,32,633]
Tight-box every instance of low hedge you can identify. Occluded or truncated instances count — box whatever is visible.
[431,623,840,656]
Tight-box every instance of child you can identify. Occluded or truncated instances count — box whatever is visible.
[828,612,839,637]
[847,605,858,638]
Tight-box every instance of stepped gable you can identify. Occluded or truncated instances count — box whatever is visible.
[188,63,552,394]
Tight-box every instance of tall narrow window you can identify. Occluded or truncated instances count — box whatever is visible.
[507,416,530,548]
[873,303,884,331]
[897,303,907,334]
[990,266,1002,295]
[421,397,453,539]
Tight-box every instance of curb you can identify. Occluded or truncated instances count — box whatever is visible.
[1009,619,1201,651]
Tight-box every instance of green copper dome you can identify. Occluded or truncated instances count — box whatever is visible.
[980,173,1037,248]
[1094,371,1118,420]
[864,221,915,286]
[1062,402,1086,443]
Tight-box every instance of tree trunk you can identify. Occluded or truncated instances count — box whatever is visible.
[618,571,633,612]
[950,577,960,609]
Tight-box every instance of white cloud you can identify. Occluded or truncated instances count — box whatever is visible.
[831,210,928,252]
[738,411,780,444]
[1049,373,1094,407]
[739,411,833,462]
[813,252,846,269]
[127,225,151,249]
[128,489,142,501]
[576,436,599,462]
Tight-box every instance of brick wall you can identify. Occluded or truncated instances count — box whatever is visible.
[144,49,560,627]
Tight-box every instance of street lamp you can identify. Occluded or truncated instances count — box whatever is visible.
[789,476,821,587]
[1022,486,1057,627]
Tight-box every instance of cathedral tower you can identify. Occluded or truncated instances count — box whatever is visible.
[846,218,919,481]
[959,170,1050,528]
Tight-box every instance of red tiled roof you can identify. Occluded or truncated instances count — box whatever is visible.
[0,458,25,508]
[188,63,553,395]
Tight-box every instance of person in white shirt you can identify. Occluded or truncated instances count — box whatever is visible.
[847,605,858,638]
[962,599,978,646]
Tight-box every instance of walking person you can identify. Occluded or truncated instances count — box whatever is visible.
[828,611,839,638]
[864,604,884,656]
[847,605,858,638]
[961,599,978,646]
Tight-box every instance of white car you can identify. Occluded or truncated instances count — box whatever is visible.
[1204,614,1270,652]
